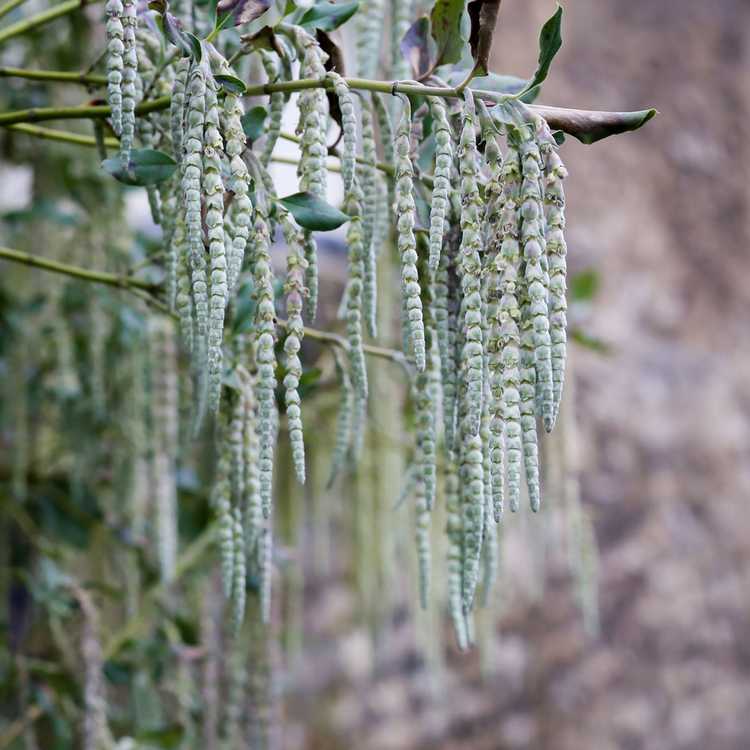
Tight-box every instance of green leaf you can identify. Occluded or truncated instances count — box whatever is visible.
[569,269,600,301]
[241,106,267,142]
[102,149,177,186]
[215,73,247,94]
[430,0,467,68]
[467,0,502,76]
[521,3,563,95]
[401,16,435,80]
[278,192,349,231]
[299,0,358,32]
[162,12,203,60]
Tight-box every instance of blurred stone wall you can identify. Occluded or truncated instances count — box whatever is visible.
[282,1,750,749]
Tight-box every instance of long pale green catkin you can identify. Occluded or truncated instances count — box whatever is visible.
[519,296,541,511]
[119,0,137,162]
[457,91,485,436]
[160,179,179,313]
[251,210,277,519]
[280,212,308,484]
[240,371,262,556]
[435,225,460,452]
[498,145,523,512]
[360,95,379,336]
[414,363,437,513]
[355,0,383,79]
[294,30,327,324]
[212,448,234,599]
[372,94,396,210]
[459,430,485,611]
[222,86,253,296]
[345,181,369,409]
[427,96,453,271]
[327,72,358,194]
[519,136,554,432]
[445,461,468,650]
[414,474,431,609]
[170,57,189,161]
[228,390,246,506]
[480,507,499,608]
[259,51,285,167]
[539,120,569,425]
[394,96,426,371]
[295,29,328,198]
[302,233,319,322]
[327,349,354,488]
[104,0,124,136]
[174,225,194,352]
[182,63,208,379]
[203,72,228,416]
[231,506,246,632]
[481,110,506,522]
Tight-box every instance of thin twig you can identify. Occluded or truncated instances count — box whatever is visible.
[0,0,104,45]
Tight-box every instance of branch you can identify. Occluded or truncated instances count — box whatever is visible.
[0,0,104,45]
[0,245,409,366]
[0,76,655,144]
[7,123,118,148]
[0,66,106,86]
[0,245,156,291]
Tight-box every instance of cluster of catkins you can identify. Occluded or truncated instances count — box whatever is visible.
[102,18,570,643]
[390,92,569,649]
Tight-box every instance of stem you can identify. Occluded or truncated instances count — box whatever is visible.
[0,0,104,45]
[0,66,106,85]
[7,123,119,148]
[0,0,30,22]
[0,245,408,365]
[0,245,157,291]
[0,76,655,143]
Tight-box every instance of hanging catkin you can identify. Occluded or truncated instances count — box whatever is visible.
[240,369,262,556]
[327,72,358,194]
[394,95,425,371]
[344,181,369,409]
[182,62,208,374]
[203,71,228,416]
[360,94,379,336]
[480,108,506,522]
[457,91,484,436]
[170,57,189,160]
[280,210,308,484]
[445,460,468,650]
[119,0,137,161]
[221,82,253,296]
[414,474,431,609]
[231,506,246,631]
[427,96,453,271]
[251,207,277,519]
[104,0,124,137]
[519,135,554,432]
[538,119,569,425]
[259,51,285,167]
[496,145,524,513]
[519,296,541,511]
[212,447,234,598]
